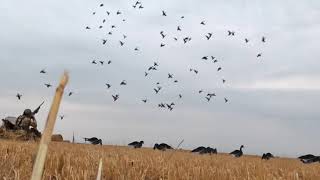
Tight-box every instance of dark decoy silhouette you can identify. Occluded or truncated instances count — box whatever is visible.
[84,137,102,145]
[16,93,22,100]
[298,154,320,163]
[222,79,226,83]
[230,145,244,157]
[207,93,216,98]
[153,143,173,151]
[179,94,182,98]
[102,19,106,23]
[191,146,217,155]
[128,141,144,148]
[160,31,166,38]
[262,153,274,160]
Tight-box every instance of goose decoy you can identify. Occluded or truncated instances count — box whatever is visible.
[222,79,226,83]
[128,141,144,148]
[262,153,274,160]
[44,83,52,88]
[153,143,173,151]
[300,156,320,164]
[84,137,102,145]
[173,37,178,41]
[298,154,318,163]
[205,97,211,102]
[112,94,119,101]
[230,145,244,157]
[145,72,148,77]
[40,69,46,74]
[199,90,203,94]
[191,146,206,153]
[154,87,161,94]
[120,80,127,85]
[99,25,103,29]
[108,31,112,35]
[123,35,127,39]
[134,47,139,51]
[160,31,166,38]
[174,80,178,83]
[139,5,144,9]
[181,16,184,19]
[16,93,22,100]
[111,25,116,28]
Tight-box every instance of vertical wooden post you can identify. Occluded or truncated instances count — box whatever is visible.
[31,72,69,180]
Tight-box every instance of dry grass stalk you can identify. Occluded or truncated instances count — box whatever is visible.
[31,72,69,180]
[96,158,103,180]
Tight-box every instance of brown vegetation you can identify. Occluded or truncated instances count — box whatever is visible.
[0,140,319,180]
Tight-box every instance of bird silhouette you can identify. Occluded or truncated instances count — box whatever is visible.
[99,61,104,65]
[245,38,249,43]
[105,83,111,89]
[162,10,167,16]
[168,73,173,78]
[84,137,102,145]
[202,56,208,60]
[154,143,173,151]
[224,98,229,103]
[142,99,147,103]
[205,33,213,40]
[179,94,182,98]
[200,21,206,25]
[68,92,73,96]
[228,31,235,36]
[222,79,226,83]
[257,53,262,58]
[102,39,107,45]
[262,153,274,160]
[145,72,148,77]
[59,115,64,120]
[160,31,166,39]
[44,83,52,88]
[102,19,106,23]
[120,80,127,85]
[106,11,110,16]
[230,145,244,157]
[16,93,22,100]
[86,26,91,29]
[217,67,222,71]
[40,69,46,74]
[116,10,121,15]
[120,41,124,46]
[177,26,181,31]
[160,43,165,47]
[262,36,266,43]
[92,60,97,64]
[100,4,104,7]
[112,94,119,101]
[128,141,144,148]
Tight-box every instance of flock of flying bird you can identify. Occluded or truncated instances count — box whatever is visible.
[11,2,319,164]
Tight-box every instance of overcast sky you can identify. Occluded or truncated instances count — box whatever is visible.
[0,0,319,157]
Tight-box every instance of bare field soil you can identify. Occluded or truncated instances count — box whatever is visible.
[0,140,319,180]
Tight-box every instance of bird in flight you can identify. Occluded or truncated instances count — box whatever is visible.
[257,53,262,58]
[160,43,165,47]
[107,60,112,64]
[120,41,124,46]
[168,73,173,79]
[202,56,208,60]
[44,83,52,88]
[105,83,111,89]
[162,10,167,16]
[205,33,213,40]
[228,31,235,36]
[92,60,97,64]
[120,80,127,85]
[160,31,166,39]
[224,98,229,103]
[102,39,107,45]
[116,10,121,15]
[262,36,266,43]
[59,115,65,120]
[16,93,22,100]
[112,94,119,101]
[86,26,91,30]
[100,4,104,7]
[200,21,206,25]
[68,92,73,96]
[177,26,182,31]
[142,99,147,103]
[217,67,222,71]
[99,61,104,65]
[245,38,249,43]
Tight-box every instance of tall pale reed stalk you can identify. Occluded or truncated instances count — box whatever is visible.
[31,72,69,180]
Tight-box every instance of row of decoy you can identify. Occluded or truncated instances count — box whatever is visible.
[83,137,320,164]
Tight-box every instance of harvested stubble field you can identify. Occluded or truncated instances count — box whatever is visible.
[0,140,319,180]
